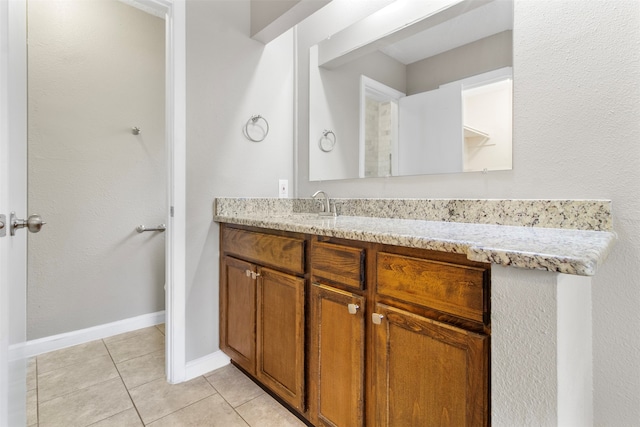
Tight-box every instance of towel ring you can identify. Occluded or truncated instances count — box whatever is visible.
[319,130,336,152]
[244,114,269,142]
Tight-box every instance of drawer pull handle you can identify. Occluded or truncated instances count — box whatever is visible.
[347,304,359,314]
[372,313,384,325]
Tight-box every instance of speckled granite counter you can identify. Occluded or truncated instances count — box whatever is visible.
[214,198,616,276]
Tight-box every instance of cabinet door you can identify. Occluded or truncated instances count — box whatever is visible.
[256,267,305,411]
[372,303,489,427]
[309,284,365,427]
[220,256,256,374]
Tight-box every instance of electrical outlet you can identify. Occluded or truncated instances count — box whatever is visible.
[279,179,288,198]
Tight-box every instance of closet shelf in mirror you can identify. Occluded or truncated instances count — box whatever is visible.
[464,125,492,146]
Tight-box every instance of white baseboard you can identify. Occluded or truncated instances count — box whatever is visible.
[184,350,230,381]
[24,311,166,358]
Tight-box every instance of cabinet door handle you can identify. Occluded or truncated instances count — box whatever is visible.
[371,313,384,325]
[347,303,359,314]
[244,269,260,280]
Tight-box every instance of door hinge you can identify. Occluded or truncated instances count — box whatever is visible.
[170,206,174,217]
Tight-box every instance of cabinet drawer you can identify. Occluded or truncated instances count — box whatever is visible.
[311,241,365,290]
[222,227,305,275]
[376,252,487,322]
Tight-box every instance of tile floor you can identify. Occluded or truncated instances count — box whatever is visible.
[27,324,307,426]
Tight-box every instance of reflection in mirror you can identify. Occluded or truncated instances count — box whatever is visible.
[309,0,513,181]
[360,76,404,177]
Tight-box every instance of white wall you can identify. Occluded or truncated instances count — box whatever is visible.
[398,83,463,175]
[298,0,640,424]
[463,78,513,172]
[27,0,166,339]
[185,0,294,360]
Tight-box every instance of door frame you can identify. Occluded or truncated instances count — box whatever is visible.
[1,0,28,425]
[143,0,187,385]
[165,0,187,385]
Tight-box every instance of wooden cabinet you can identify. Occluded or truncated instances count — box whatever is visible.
[220,224,490,426]
[256,267,305,411]
[372,250,490,427]
[376,251,488,323]
[308,240,366,427]
[372,303,489,427]
[220,256,256,374]
[220,226,306,411]
[309,283,365,427]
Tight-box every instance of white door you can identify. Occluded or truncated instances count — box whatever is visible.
[0,1,28,426]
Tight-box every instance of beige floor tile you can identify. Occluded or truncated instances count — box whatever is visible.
[147,394,250,427]
[37,340,109,374]
[105,326,164,363]
[236,394,306,427]
[103,326,158,345]
[39,377,132,427]
[129,376,216,424]
[26,357,37,391]
[205,364,265,408]
[27,387,38,426]
[117,350,165,389]
[38,355,119,402]
[88,407,143,426]
[156,323,165,335]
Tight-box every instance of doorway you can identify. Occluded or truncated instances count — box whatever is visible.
[22,0,186,383]
[1,0,185,423]
[27,0,167,341]
[23,0,187,384]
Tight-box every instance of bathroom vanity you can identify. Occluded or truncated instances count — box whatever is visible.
[215,197,615,426]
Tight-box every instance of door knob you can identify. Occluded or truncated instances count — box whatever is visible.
[10,212,46,236]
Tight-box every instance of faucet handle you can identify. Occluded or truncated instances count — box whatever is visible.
[312,190,336,216]
[312,197,326,212]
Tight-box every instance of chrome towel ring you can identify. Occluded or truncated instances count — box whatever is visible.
[243,114,269,142]
[319,129,336,152]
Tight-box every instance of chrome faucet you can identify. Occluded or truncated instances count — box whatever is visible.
[312,190,335,216]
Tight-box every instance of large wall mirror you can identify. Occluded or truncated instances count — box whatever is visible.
[309,0,513,181]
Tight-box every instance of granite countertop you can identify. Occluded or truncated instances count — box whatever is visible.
[213,211,616,277]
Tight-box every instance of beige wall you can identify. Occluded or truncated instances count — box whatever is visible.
[250,0,299,36]
[298,1,640,424]
[407,30,512,95]
[27,0,166,339]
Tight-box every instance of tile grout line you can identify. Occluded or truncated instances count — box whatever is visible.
[98,327,166,425]
[36,373,120,406]
[102,337,145,427]
[35,351,123,425]
[203,374,261,427]
[141,384,221,426]
[32,326,302,427]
